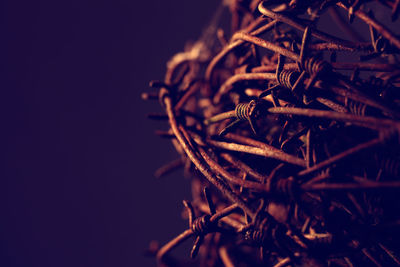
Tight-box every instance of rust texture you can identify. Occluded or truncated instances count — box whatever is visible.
[144,1,400,266]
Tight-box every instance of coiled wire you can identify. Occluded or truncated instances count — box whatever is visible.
[191,215,214,235]
[345,98,368,116]
[245,219,286,246]
[274,178,298,198]
[235,102,252,121]
[379,157,400,177]
[277,70,301,90]
[301,57,331,77]
[266,177,298,198]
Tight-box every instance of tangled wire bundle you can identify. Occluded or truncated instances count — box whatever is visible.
[144,1,400,266]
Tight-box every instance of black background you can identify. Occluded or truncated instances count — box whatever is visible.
[2,1,219,266]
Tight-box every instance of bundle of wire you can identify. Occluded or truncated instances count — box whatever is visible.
[144,1,400,266]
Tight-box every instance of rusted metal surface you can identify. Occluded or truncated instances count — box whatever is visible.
[145,1,400,266]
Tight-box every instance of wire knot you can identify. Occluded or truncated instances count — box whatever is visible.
[277,70,301,90]
[191,215,214,236]
[274,177,298,198]
[235,101,257,121]
[301,57,331,77]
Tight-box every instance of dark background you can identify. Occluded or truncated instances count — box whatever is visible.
[2,1,219,266]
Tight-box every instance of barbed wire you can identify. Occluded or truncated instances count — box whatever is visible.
[145,0,400,266]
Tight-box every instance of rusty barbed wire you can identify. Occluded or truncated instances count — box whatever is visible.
[144,0,400,266]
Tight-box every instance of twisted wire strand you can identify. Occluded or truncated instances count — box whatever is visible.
[235,102,252,121]
[277,69,301,89]
[345,98,368,116]
[301,56,332,77]
[151,0,400,265]
[244,214,287,248]
[379,157,400,177]
[258,1,372,50]
[191,215,214,235]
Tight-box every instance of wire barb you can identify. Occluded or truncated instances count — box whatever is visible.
[147,1,400,265]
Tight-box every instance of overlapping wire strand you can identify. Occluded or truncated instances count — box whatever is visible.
[145,1,400,266]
